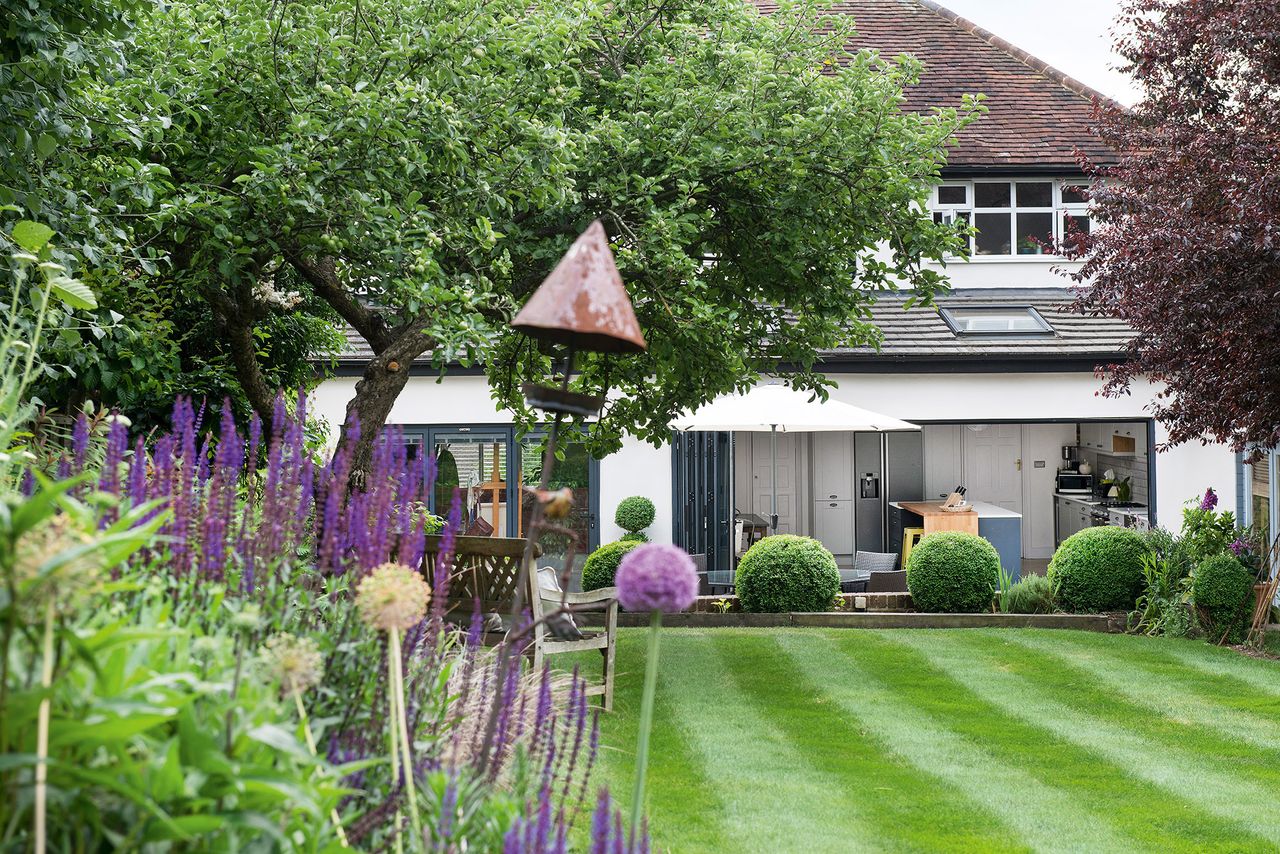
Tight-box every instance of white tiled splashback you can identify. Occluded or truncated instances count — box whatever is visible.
[1079,449,1149,504]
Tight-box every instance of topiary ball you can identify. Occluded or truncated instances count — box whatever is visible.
[581,540,642,592]
[906,532,1000,613]
[1191,554,1254,644]
[1048,526,1150,612]
[614,496,656,534]
[735,535,839,613]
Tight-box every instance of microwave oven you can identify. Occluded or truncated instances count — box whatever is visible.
[1056,472,1094,494]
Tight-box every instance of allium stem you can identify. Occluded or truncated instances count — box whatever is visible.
[389,628,424,851]
[293,691,349,848]
[629,610,662,843]
[34,600,54,854]
[386,641,404,854]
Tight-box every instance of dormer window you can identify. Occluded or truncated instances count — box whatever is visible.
[931,179,1093,258]
[940,306,1055,336]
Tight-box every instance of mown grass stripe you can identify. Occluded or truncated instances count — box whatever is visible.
[959,631,1280,787]
[1003,631,1280,755]
[838,630,1252,853]
[776,631,1137,854]
[1096,632,1280,701]
[712,631,1028,853]
[653,630,883,852]
[587,632,730,853]
[899,630,1280,846]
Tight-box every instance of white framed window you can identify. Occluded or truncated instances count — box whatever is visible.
[930,179,1094,258]
[940,306,1055,336]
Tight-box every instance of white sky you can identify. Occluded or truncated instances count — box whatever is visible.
[937,0,1139,104]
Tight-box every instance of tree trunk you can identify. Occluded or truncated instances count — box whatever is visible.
[338,325,435,484]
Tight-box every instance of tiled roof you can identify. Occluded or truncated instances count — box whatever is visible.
[753,0,1116,169]
[331,289,1132,367]
[823,288,1131,364]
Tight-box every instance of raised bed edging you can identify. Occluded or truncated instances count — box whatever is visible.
[583,611,1124,632]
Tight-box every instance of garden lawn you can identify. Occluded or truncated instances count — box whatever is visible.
[585,628,1280,853]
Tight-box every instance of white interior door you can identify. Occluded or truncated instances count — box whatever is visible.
[753,431,801,534]
[964,425,1023,513]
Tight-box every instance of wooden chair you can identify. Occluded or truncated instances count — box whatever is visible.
[424,535,619,710]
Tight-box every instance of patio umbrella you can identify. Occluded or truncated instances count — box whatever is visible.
[670,383,918,531]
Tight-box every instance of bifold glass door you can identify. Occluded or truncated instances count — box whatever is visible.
[395,426,599,566]
[518,434,595,581]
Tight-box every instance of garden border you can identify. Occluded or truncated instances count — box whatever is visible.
[583,611,1124,631]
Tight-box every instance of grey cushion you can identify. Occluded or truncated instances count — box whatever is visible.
[537,566,584,641]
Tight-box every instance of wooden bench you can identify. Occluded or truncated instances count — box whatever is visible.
[424,535,618,710]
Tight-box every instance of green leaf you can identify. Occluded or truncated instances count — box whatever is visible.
[11,220,54,252]
[35,133,58,160]
[49,276,98,310]
[50,713,174,747]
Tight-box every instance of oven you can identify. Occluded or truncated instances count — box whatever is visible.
[1056,472,1094,494]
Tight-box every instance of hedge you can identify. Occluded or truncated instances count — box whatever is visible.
[1048,526,1150,612]
[735,535,839,613]
[905,532,999,613]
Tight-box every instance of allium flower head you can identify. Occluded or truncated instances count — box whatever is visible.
[261,632,324,694]
[615,543,699,613]
[356,562,430,631]
[12,514,102,615]
[1200,488,1218,511]
[231,604,263,633]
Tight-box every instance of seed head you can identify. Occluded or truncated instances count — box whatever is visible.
[356,562,431,632]
[261,632,324,695]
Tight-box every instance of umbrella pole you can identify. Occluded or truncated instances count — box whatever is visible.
[770,425,778,532]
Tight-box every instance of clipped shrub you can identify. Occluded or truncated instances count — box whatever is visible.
[1048,527,1150,612]
[619,531,649,543]
[614,496,656,537]
[905,532,1000,613]
[735,535,839,613]
[581,540,641,592]
[1005,573,1056,614]
[1191,554,1254,644]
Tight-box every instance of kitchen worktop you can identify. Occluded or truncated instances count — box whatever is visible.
[892,500,1023,519]
[1054,493,1103,506]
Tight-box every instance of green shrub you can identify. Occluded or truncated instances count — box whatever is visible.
[614,496,656,536]
[735,535,839,613]
[1005,573,1057,614]
[619,530,649,543]
[1048,527,1150,612]
[905,532,1000,613]
[1191,554,1254,644]
[581,540,641,592]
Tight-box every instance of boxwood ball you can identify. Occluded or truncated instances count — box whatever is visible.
[1048,526,1150,612]
[906,532,999,613]
[735,535,839,613]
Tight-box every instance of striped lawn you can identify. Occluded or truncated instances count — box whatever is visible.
[583,628,1280,853]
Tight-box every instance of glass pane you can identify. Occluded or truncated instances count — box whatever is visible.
[937,185,968,205]
[1062,213,1091,238]
[1016,182,1052,207]
[974,182,1011,208]
[974,212,1012,255]
[1060,184,1089,204]
[944,308,1050,333]
[1252,456,1271,549]
[433,433,509,534]
[1016,212,1054,254]
[519,436,593,587]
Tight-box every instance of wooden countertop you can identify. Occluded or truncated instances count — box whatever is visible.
[897,501,974,517]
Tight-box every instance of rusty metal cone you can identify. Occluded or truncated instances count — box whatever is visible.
[512,220,648,354]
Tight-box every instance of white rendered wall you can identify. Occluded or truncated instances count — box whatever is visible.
[312,374,674,544]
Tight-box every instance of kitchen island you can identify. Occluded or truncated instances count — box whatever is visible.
[890,500,1023,579]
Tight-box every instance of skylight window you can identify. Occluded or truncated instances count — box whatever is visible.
[940,307,1055,336]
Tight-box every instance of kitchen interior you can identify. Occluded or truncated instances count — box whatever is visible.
[730,420,1152,576]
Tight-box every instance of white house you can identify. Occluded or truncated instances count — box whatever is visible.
[313,0,1250,581]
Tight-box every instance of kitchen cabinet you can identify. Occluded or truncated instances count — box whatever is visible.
[1055,496,1097,545]
[814,499,854,555]
[922,425,964,500]
[812,433,854,500]
[1106,423,1148,460]
[1078,422,1106,451]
